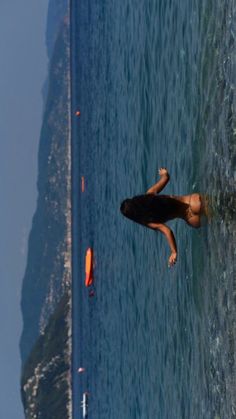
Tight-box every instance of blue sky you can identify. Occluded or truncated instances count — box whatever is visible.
[0,1,49,416]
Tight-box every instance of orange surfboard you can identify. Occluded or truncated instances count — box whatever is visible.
[85,248,93,287]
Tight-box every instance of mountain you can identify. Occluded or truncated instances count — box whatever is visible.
[21,292,71,419]
[46,0,69,59]
[20,1,72,417]
[42,0,69,107]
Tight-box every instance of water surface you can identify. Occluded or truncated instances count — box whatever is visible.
[72,1,236,418]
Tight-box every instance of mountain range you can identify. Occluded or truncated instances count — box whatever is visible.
[20,1,72,417]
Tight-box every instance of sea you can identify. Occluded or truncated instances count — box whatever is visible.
[70,1,236,418]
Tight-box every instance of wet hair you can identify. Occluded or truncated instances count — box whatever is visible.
[120,194,182,225]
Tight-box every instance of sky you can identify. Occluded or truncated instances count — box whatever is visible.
[0,1,49,417]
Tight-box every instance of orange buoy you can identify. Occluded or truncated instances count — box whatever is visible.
[75,111,81,116]
[85,248,94,287]
[81,176,85,192]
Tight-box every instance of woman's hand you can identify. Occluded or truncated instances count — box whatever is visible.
[146,168,170,194]
[159,168,169,177]
[168,252,177,267]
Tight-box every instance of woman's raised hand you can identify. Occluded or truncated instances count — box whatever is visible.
[158,168,169,177]
[146,168,170,195]
[168,251,177,267]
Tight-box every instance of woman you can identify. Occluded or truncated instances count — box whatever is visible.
[120,168,206,267]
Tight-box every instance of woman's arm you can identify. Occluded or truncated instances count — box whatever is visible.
[146,168,170,194]
[147,222,177,267]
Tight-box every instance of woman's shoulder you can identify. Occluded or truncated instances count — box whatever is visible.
[185,215,201,228]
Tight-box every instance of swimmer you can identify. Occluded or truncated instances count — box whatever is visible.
[120,168,206,267]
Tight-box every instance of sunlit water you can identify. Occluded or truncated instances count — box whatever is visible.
[71,1,236,418]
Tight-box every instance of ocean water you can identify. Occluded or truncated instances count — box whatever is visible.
[71,1,236,418]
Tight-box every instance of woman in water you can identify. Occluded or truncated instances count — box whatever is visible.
[120,168,206,267]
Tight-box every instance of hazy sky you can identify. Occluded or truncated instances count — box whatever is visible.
[0,1,49,417]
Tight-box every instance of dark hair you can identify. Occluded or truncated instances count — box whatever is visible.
[120,194,182,225]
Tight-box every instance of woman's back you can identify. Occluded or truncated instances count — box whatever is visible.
[120,168,206,266]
